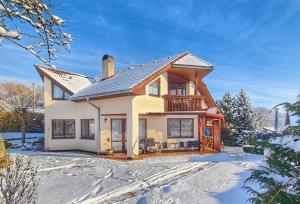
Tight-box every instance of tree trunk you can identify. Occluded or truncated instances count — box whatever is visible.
[21,113,26,145]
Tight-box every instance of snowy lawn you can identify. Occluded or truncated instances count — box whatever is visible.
[8,147,263,204]
[1,132,44,150]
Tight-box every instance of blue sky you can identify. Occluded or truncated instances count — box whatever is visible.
[0,0,299,108]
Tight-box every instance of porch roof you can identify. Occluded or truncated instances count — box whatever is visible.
[139,111,224,119]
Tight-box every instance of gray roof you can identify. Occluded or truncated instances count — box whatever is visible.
[70,52,185,100]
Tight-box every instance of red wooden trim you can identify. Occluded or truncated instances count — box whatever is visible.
[197,80,216,108]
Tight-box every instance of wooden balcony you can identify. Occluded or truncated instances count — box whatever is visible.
[163,95,205,111]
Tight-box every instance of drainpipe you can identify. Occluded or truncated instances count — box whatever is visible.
[86,98,100,154]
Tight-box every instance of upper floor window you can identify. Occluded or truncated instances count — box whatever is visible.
[149,78,160,96]
[52,83,70,100]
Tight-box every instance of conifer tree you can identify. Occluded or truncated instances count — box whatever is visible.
[234,89,255,144]
[217,92,236,128]
[244,95,300,203]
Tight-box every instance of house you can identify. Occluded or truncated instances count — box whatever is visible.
[35,51,224,159]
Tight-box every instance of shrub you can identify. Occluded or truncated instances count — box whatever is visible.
[0,155,40,204]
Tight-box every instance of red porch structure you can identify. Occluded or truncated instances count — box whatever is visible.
[198,108,224,152]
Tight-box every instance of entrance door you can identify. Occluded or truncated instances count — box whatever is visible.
[111,119,126,152]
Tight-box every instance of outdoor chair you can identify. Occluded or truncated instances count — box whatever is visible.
[145,138,156,153]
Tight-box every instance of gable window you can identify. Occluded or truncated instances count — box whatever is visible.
[167,118,193,138]
[52,119,75,139]
[52,83,71,100]
[149,78,160,96]
[81,119,95,140]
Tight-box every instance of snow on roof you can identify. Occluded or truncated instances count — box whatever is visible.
[35,66,92,94]
[70,52,185,100]
[172,53,213,68]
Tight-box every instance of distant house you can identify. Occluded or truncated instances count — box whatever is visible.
[35,52,224,159]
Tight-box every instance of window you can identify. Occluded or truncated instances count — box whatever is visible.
[149,79,160,96]
[167,118,193,138]
[168,84,186,95]
[139,119,147,141]
[52,119,75,139]
[52,83,71,100]
[81,119,95,140]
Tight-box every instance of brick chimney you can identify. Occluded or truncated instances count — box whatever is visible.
[102,54,115,80]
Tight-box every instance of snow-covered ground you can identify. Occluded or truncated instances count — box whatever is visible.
[1,132,44,150]
[8,147,263,204]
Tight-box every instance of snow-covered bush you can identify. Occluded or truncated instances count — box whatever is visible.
[0,155,39,204]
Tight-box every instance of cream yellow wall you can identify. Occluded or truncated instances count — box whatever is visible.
[44,77,98,152]
[186,81,195,95]
[44,76,136,154]
[142,115,199,145]
[91,96,133,154]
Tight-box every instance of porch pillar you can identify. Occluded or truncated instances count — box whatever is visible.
[198,114,205,153]
[213,119,221,152]
[126,103,139,159]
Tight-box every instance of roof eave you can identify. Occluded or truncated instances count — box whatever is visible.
[70,90,132,102]
[172,64,214,70]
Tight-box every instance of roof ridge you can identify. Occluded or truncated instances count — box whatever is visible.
[116,51,188,74]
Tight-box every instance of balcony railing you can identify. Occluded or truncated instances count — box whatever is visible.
[163,95,205,111]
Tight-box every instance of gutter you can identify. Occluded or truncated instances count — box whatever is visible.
[86,98,100,154]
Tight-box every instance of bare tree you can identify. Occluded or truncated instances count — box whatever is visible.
[0,155,39,204]
[253,107,272,132]
[0,83,33,144]
[0,0,72,65]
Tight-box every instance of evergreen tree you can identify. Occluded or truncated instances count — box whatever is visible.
[217,92,236,128]
[244,96,300,203]
[234,89,255,144]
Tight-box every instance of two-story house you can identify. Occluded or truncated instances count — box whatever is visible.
[35,51,224,159]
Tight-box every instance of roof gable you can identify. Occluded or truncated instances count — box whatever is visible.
[172,53,213,68]
[35,65,92,94]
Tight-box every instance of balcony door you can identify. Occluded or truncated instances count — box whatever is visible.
[169,84,186,95]
[111,119,126,152]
